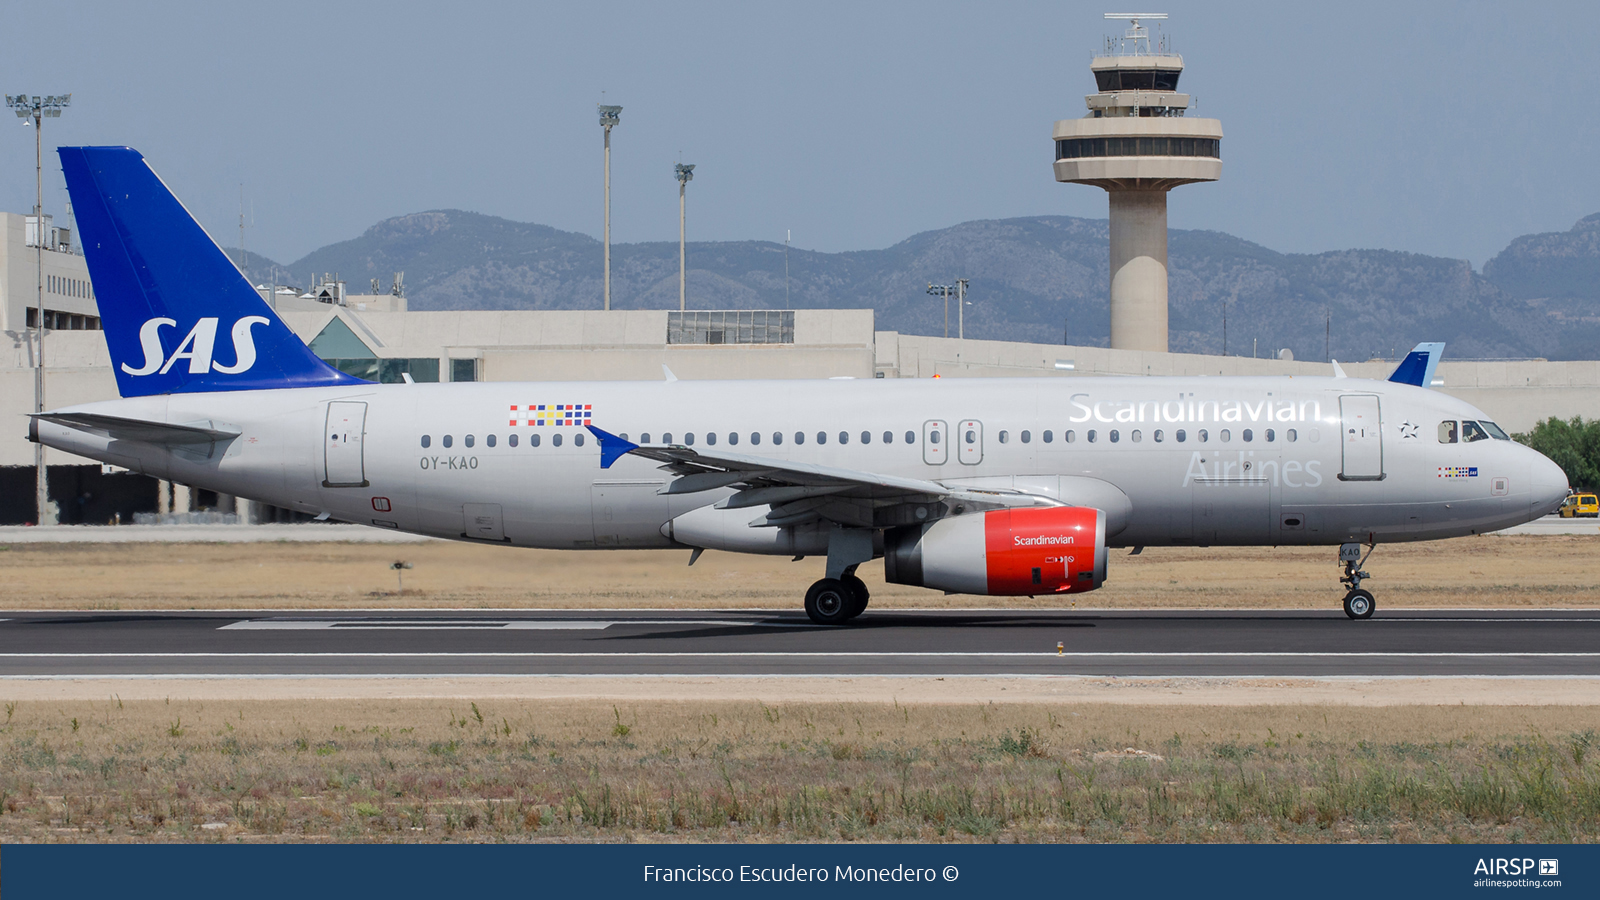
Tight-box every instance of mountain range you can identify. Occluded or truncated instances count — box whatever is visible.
[228,211,1600,361]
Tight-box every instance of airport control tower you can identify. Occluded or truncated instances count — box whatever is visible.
[1054,14,1221,352]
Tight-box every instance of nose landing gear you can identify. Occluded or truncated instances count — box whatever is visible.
[1339,541,1376,619]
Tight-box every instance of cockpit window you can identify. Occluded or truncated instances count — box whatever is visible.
[1480,421,1511,440]
[1461,420,1490,443]
[1438,421,1457,444]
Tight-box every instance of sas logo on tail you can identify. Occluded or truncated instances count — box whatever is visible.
[121,316,271,376]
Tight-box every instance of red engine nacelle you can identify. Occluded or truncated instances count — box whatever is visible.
[883,506,1107,596]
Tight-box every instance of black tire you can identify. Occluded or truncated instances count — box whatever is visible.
[1343,589,1375,620]
[805,578,853,625]
[842,575,870,619]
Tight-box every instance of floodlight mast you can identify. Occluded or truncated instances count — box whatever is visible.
[927,282,954,339]
[6,92,70,526]
[598,104,622,310]
[675,163,695,312]
[956,278,969,341]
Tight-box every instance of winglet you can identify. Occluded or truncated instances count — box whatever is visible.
[1330,359,1348,379]
[662,365,678,383]
[1388,342,1445,388]
[586,425,638,469]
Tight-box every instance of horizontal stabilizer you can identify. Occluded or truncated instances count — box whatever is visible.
[1388,342,1445,388]
[31,412,239,445]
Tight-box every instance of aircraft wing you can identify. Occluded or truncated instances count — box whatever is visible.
[587,425,1059,528]
[31,412,240,445]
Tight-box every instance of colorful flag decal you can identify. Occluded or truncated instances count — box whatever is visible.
[1437,466,1478,478]
[509,404,593,427]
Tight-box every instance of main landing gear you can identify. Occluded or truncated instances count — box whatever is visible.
[1339,541,1376,620]
[804,567,870,626]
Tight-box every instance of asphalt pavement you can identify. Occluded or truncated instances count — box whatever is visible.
[0,609,1595,678]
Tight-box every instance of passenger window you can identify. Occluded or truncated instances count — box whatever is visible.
[1242,429,1253,442]
[1308,428,1320,442]
[838,431,848,444]
[685,433,696,446]
[421,435,431,448]
[1021,430,1031,443]
[1438,421,1457,443]
[1066,430,1076,443]
[1176,429,1186,442]
[928,431,938,445]
[465,434,475,448]
[575,433,585,447]
[1462,421,1490,443]
[663,433,673,444]
[640,433,651,443]
[1198,429,1208,442]
[998,430,1009,444]
[882,431,892,444]
[443,435,453,448]
[728,432,738,445]
[530,433,540,447]
[904,431,915,444]
[619,434,629,442]
[751,433,761,445]
[1154,429,1163,442]
[1287,428,1297,442]
[966,430,976,444]
[1266,429,1275,442]
[795,432,805,445]
[1087,430,1096,443]
[553,433,563,447]
[705,433,716,445]
[509,434,518,447]
[1110,430,1120,443]
[816,432,827,445]
[861,431,871,444]
[773,432,783,445]
[1043,430,1053,443]
[486,434,497,448]
[1220,429,1231,442]
[1131,430,1142,442]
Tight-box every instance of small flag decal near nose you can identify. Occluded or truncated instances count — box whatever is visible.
[1437,466,1478,478]
[510,404,593,426]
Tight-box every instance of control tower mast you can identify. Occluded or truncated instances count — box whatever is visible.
[1054,13,1221,352]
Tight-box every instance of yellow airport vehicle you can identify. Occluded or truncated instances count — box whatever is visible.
[1559,493,1599,518]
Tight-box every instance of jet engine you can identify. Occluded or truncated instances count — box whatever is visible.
[883,506,1106,596]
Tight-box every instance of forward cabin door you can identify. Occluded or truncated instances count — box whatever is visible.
[323,401,369,488]
[1338,395,1384,481]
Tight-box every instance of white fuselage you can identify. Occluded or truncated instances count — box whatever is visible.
[35,374,1568,551]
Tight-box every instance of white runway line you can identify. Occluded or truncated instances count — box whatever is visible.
[219,618,804,631]
[1,651,1597,659]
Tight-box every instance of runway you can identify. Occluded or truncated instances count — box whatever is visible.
[1,609,1596,678]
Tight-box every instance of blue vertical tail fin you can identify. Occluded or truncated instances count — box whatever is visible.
[57,146,365,397]
[1388,342,1445,388]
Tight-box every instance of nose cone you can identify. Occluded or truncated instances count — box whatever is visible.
[1530,451,1570,517]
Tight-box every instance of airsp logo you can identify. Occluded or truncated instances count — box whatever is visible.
[121,316,271,376]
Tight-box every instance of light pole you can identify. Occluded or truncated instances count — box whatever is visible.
[674,163,694,312]
[598,104,621,311]
[7,92,70,527]
[955,278,969,341]
[927,283,954,339]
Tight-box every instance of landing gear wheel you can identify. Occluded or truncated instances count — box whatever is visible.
[842,575,870,620]
[1343,589,1375,620]
[805,578,853,626]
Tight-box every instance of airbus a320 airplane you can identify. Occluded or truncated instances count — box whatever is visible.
[30,148,1570,623]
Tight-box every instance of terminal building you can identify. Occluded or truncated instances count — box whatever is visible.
[3,13,1599,525]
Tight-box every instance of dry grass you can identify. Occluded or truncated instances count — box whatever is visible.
[0,698,1596,843]
[0,534,1597,610]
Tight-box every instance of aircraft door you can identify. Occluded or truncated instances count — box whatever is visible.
[462,503,505,541]
[922,420,947,465]
[323,401,369,488]
[1338,395,1384,481]
[958,420,983,465]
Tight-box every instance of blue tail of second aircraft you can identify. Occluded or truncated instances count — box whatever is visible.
[58,146,365,397]
[1387,342,1445,389]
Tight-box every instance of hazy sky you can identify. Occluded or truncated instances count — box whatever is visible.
[3,1,1596,268]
